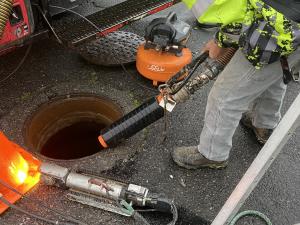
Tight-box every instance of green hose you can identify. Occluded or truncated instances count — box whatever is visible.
[230,210,272,225]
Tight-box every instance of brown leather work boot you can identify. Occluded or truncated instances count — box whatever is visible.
[240,113,273,145]
[171,146,228,170]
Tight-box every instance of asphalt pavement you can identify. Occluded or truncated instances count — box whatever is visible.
[0,3,299,225]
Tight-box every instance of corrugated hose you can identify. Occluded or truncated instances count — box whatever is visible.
[0,0,13,38]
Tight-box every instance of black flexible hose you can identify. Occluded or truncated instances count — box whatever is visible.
[171,51,209,95]
[144,196,178,225]
[99,96,164,147]
[133,199,178,225]
[158,199,178,225]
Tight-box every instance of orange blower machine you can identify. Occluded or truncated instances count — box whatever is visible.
[136,12,192,86]
[0,132,41,214]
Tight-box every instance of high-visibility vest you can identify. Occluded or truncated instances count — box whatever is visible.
[262,0,300,23]
[182,0,248,25]
[183,0,300,68]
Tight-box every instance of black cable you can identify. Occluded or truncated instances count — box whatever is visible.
[0,44,32,85]
[0,178,87,225]
[134,198,178,225]
[35,5,62,44]
[171,51,209,95]
[0,194,73,225]
[47,4,157,93]
[166,200,178,225]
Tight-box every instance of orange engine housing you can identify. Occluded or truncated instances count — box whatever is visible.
[0,132,41,214]
[136,44,192,86]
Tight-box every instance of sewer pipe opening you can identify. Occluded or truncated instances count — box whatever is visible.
[24,94,123,160]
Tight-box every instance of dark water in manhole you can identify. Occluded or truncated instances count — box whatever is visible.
[41,121,105,160]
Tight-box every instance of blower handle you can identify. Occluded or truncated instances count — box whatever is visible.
[98,53,208,149]
[171,51,209,95]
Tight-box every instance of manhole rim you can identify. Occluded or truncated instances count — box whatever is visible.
[23,92,124,162]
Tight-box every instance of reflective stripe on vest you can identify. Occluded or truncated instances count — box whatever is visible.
[191,0,214,20]
[182,0,247,25]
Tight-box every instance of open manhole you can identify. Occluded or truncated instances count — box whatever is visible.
[24,94,123,160]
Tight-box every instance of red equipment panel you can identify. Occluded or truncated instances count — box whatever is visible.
[0,0,32,52]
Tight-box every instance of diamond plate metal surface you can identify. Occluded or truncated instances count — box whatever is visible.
[52,0,174,44]
[77,31,144,66]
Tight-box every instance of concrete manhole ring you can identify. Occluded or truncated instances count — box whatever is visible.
[0,82,145,171]
[24,93,123,161]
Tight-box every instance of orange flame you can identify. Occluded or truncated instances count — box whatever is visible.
[7,152,29,186]
[0,132,41,214]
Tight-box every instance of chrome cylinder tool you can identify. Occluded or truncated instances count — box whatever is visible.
[40,162,177,224]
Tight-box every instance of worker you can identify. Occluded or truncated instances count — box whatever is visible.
[172,0,300,169]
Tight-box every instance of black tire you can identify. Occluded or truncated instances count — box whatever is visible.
[77,31,145,66]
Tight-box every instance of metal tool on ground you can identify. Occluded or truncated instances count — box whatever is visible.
[40,162,178,225]
[0,133,177,224]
